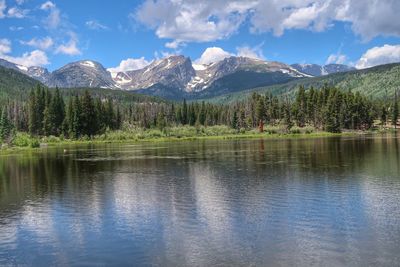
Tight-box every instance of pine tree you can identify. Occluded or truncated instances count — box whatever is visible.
[52,88,65,134]
[81,91,97,136]
[182,99,188,125]
[284,97,293,131]
[295,86,307,127]
[199,101,206,125]
[64,96,74,137]
[28,89,38,135]
[42,104,52,136]
[105,98,115,129]
[255,97,265,128]
[116,105,122,130]
[324,90,341,133]
[0,108,12,143]
[380,104,388,127]
[71,95,82,139]
[231,110,238,130]
[188,105,196,126]
[393,91,399,130]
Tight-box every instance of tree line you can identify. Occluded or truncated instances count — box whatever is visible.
[0,85,399,143]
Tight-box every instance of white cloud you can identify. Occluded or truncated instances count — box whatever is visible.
[236,44,265,60]
[134,0,256,47]
[153,50,178,60]
[40,1,55,10]
[55,40,81,56]
[20,37,54,50]
[165,40,182,49]
[0,39,49,67]
[195,47,232,65]
[55,33,81,55]
[326,53,347,65]
[134,0,400,44]
[0,0,6,18]
[356,44,400,69]
[7,6,28,18]
[86,20,109,30]
[2,50,49,67]
[16,0,25,5]
[9,26,24,31]
[107,57,151,73]
[40,1,60,29]
[195,45,266,65]
[0,38,11,54]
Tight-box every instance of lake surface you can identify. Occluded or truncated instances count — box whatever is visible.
[0,135,399,266]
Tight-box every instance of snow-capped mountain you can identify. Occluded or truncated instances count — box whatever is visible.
[0,56,356,99]
[47,60,115,88]
[112,55,195,90]
[187,57,309,92]
[0,58,50,84]
[290,63,355,76]
[113,56,309,93]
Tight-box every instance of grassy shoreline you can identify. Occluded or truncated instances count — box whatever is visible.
[1,125,394,153]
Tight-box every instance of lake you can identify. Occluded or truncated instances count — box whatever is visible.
[0,135,399,266]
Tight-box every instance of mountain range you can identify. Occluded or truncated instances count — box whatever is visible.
[0,56,356,99]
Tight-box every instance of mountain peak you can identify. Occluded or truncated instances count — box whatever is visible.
[291,63,355,76]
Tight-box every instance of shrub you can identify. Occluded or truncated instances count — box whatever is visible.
[304,126,315,134]
[289,126,301,134]
[12,133,40,148]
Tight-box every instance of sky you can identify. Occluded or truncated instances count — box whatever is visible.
[1,0,400,72]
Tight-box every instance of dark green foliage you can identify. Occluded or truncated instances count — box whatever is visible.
[0,81,390,141]
[231,110,238,130]
[0,108,13,142]
[206,63,400,104]
[393,92,399,129]
[255,97,265,125]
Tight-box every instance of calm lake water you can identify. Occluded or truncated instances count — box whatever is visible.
[0,135,399,266]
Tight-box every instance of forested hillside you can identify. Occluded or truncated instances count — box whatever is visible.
[0,66,43,105]
[207,63,400,104]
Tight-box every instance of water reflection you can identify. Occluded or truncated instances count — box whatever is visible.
[0,134,399,266]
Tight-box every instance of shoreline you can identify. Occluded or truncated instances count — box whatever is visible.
[1,129,393,154]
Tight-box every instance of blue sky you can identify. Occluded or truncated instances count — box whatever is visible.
[1,0,400,72]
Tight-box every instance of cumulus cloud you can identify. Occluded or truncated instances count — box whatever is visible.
[356,44,400,69]
[134,0,256,47]
[55,33,81,55]
[236,44,265,60]
[40,1,56,10]
[107,57,151,73]
[7,6,28,18]
[2,50,49,67]
[20,37,53,50]
[40,1,60,29]
[86,20,109,30]
[195,45,266,65]
[195,47,232,65]
[165,40,182,49]
[0,39,49,67]
[0,38,11,54]
[134,0,400,45]
[326,53,347,64]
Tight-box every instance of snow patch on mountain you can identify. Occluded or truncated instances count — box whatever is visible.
[80,61,96,68]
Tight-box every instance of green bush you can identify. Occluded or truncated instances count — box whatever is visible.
[42,135,61,143]
[303,126,315,134]
[12,133,40,148]
[289,126,302,134]
[264,126,280,134]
